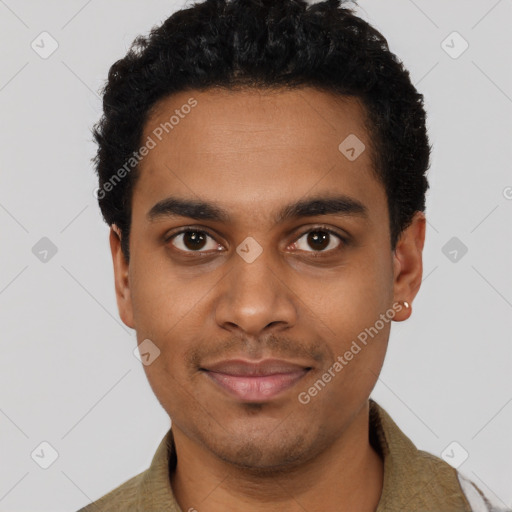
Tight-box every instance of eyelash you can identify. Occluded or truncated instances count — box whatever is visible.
[164,225,349,257]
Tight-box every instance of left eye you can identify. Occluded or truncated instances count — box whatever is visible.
[293,229,344,253]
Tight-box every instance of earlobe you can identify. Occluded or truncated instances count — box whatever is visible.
[110,225,135,329]
[392,211,426,322]
[394,300,412,322]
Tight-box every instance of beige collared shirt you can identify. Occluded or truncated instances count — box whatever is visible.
[77,399,505,511]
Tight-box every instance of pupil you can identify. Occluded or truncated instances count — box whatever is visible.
[308,231,329,251]
[184,231,206,250]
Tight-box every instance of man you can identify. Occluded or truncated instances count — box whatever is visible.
[79,0,505,510]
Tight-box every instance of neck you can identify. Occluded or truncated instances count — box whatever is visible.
[170,401,384,512]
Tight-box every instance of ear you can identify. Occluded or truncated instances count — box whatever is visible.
[110,225,135,329]
[392,211,426,322]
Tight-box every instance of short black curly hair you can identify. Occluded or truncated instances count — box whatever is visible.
[92,0,431,262]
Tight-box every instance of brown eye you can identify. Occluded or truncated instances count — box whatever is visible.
[294,229,344,253]
[170,230,219,252]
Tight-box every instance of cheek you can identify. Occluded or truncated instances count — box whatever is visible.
[129,250,206,336]
[129,255,212,377]
[141,357,192,418]
[302,252,393,334]
[297,249,393,385]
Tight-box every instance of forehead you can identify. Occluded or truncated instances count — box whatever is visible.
[133,87,386,227]
[142,86,371,160]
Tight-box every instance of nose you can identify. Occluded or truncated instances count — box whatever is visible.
[214,248,298,337]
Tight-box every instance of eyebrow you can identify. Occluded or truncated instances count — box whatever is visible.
[147,194,368,224]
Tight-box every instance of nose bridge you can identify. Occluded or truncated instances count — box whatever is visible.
[215,244,297,334]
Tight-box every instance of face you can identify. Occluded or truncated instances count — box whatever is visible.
[110,87,425,470]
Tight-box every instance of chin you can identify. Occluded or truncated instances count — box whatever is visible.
[219,442,308,472]
[200,421,317,473]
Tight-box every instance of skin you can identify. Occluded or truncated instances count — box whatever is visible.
[109,87,425,512]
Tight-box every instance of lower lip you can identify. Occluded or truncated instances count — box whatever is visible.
[204,370,309,402]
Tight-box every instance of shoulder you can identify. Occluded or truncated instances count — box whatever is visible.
[75,469,148,512]
[74,428,175,511]
[413,448,508,512]
[456,472,511,512]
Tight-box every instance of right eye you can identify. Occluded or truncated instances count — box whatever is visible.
[167,229,222,253]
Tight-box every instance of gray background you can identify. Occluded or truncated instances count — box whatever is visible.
[0,0,511,510]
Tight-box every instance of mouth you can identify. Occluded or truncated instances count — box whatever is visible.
[200,359,312,402]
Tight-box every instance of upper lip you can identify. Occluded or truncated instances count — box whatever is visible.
[201,358,312,377]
